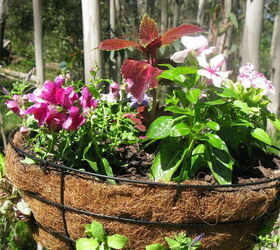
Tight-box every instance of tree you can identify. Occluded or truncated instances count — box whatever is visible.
[241,0,264,70]
[137,0,147,18]
[32,0,44,85]
[161,0,168,32]
[81,0,102,82]
[197,0,205,26]
[268,0,280,121]
[0,0,7,61]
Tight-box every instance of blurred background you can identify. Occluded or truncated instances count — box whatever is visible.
[0,0,280,249]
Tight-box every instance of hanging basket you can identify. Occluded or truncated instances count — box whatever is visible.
[5,132,280,250]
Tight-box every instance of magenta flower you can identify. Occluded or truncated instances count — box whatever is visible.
[171,35,215,63]
[5,95,25,117]
[197,54,230,87]
[25,102,51,126]
[79,87,97,113]
[55,87,79,109]
[62,106,86,131]
[54,75,65,87]
[46,113,68,131]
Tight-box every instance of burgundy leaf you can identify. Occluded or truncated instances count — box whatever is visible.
[161,24,203,45]
[121,59,162,102]
[139,14,159,47]
[97,39,139,51]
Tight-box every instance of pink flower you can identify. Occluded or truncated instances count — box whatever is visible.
[62,106,86,131]
[19,126,29,134]
[46,113,68,131]
[109,82,120,99]
[5,95,25,117]
[237,63,275,94]
[54,75,65,87]
[25,102,51,126]
[55,87,78,109]
[79,87,97,113]
[197,54,230,87]
[171,35,215,63]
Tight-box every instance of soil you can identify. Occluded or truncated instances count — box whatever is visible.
[112,143,280,185]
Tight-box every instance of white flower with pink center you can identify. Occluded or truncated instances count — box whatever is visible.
[237,63,275,95]
[197,54,231,87]
[171,35,215,63]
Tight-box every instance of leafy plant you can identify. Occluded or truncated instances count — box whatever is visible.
[76,221,128,250]
[146,232,204,250]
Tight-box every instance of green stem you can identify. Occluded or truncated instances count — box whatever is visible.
[151,88,157,121]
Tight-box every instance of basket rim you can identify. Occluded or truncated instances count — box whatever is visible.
[8,129,280,189]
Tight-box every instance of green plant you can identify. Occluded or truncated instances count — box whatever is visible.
[76,221,128,250]
[146,232,204,250]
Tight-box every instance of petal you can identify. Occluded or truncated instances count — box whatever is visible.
[212,74,222,87]
[170,49,190,63]
[197,69,212,79]
[197,54,209,69]
[209,54,225,70]
[181,35,208,50]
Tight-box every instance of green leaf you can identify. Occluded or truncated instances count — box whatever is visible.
[170,123,191,137]
[217,88,239,99]
[147,116,174,139]
[189,144,205,177]
[90,221,105,242]
[186,89,201,104]
[204,99,225,105]
[206,121,220,131]
[203,134,226,150]
[165,237,181,249]
[151,140,184,181]
[83,142,99,172]
[164,106,194,116]
[173,66,197,75]
[269,117,280,131]
[233,100,251,114]
[157,70,173,81]
[101,158,116,184]
[76,238,99,250]
[231,119,253,127]
[146,244,167,250]
[205,145,233,185]
[20,157,36,165]
[107,234,128,249]
[251,128,272,145]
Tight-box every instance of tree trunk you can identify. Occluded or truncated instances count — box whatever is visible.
[161,0,168,32]
[32,0,44,85]
[196,0,205,26]
[0,0,7,60]
[172,0,180,27]
[241,0,264,70]
[268,0,280,129]
[216,0,232,70]
[109,0,116,38]
[81,0,103,83]
[137,0,147,18]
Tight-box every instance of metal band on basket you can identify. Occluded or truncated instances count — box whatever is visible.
[8,130,280,190]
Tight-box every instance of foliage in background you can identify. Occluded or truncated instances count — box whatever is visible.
[0,153,36,250]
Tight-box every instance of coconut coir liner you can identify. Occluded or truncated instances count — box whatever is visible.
[5,132,280,250]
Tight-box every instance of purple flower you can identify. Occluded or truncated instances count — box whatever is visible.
[80,87,97,112]
[191,233,205,246]
[5,95,25,117]
[62,106,86,131]
[129,93,149,108]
